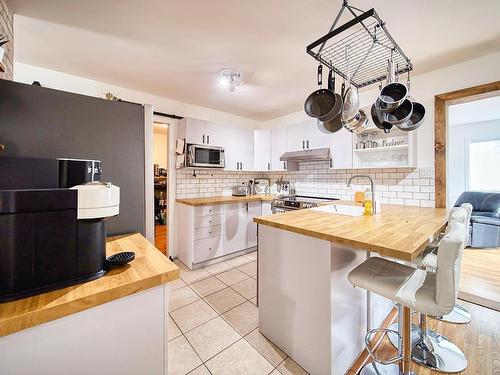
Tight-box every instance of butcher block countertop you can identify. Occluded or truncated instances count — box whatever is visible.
[254,201,449,262]
[0,233,179,337]
[176,194,275,206]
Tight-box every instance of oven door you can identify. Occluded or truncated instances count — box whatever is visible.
[188,144,225,168]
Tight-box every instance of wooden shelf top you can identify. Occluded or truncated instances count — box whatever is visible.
[254,201,449,261]
[176,194,275,206]
[0,233,179,337]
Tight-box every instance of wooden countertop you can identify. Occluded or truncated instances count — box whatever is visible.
[176,194,275,206]
[0,233,179,337]
[254,201,449,261]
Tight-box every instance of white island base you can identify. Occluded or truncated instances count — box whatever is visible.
[258,225,393,375]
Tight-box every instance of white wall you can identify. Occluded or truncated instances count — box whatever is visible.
[260,52,500,168]
[153,131,168,169]
[448,119,500,206]
[14,62,258,129]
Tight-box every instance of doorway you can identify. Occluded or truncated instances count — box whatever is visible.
[153,121,169,255]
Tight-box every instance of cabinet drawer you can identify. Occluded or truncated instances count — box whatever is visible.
[194,225,222,240]
[194,205,223,217]
[194,214,223,229]
[193,236,223,263]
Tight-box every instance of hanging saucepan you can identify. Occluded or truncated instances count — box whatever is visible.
[371,99,393,133]
[379,99,414,126]
[317,70,343,134]
[395,101,425,131]
[304,65,336,119]
[379,60,408,111]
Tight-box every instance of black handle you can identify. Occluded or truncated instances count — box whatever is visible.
[207,135,210,144]
[341,82,345,99]
[328,69,333,91]
[307,140,309,149]
[202,134,205,143]
[329,158,333,168]
[303,140,305,149]
[268,162,270,170]
[317,65,323,87]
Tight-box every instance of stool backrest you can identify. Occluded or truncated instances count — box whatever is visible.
[459,203,473,244]
[436,218,467,313]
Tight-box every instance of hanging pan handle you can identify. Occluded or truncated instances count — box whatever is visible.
[317,65,323,87]
[327,68,333,91]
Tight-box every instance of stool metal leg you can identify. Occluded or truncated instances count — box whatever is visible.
[412,312,468,373]
[360,304,416,375]
[434,303,471,324]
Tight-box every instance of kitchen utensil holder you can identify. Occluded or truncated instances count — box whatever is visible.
[306,2,413,89]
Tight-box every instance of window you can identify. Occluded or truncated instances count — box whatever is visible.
[468,139,500,191]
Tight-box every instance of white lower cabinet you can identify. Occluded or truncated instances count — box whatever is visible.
[176,201,261,269]
[262,202,272,216]
[246,202,261,248]
[223,203,249,254]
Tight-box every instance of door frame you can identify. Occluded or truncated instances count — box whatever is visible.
[434,81,500,207]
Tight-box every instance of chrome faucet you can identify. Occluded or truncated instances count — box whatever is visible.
[347,175,377,215]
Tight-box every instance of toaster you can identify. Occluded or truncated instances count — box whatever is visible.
[232,185,248,197]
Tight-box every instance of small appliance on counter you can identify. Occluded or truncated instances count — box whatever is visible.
[186,143,225,168]
[254,178,270,194]
[0,157,121,302]
[232,184,248,197]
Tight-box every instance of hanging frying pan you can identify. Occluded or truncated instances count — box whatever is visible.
[317,70,343,133]
[304,65,336,119]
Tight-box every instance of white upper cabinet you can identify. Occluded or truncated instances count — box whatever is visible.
[287,122,308,151]
[205,121,226,147]
[223,125,254,171]
[179,117,206,145]
[329,127,353,169]
[271,126,288,171]
[306,120,330,149]
[254,129,271,171]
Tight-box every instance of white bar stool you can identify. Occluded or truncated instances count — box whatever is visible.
[348,220,468,375]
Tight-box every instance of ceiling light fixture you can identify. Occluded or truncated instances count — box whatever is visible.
[218,69,242,92]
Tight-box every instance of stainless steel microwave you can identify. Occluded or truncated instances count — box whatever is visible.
[187,143,225,168]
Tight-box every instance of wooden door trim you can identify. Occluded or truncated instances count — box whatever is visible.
[434,81,500,208]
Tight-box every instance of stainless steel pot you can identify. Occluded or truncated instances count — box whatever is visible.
[371,101,393,133]
[343,108,368,134]
[379,60,408,110]
[395,101,425,131]
[382,99,414,126]
[317,71,343,133]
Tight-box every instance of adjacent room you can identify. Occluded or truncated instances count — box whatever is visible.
[0,1,499,375]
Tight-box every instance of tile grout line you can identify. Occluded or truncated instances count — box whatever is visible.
[174,255,279,375]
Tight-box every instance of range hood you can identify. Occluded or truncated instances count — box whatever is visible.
[279,147,331,171]
[280,147,331,162]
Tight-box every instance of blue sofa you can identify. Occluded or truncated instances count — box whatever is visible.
[454,191,500,248]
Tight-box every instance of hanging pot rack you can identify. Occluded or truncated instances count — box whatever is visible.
[306,1,413,89]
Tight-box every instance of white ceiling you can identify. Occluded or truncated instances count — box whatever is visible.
[12,0,500,121]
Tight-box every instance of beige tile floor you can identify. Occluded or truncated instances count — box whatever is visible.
[169,253,309,375]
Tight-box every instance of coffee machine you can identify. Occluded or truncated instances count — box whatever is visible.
[0,157,120,302]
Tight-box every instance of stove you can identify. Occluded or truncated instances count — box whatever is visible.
[272,195,339,213]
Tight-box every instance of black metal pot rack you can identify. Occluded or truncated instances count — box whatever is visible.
[306,1,413,89]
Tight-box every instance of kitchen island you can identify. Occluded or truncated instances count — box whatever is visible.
[254,202,448,375]
[0,233,179,375]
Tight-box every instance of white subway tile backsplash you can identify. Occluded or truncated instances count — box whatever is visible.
[176,161,435,207]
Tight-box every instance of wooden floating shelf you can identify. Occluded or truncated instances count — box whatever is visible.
[354,144,408,153]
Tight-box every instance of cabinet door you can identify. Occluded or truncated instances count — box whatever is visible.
[185,118,207,144]
[271,127,288,171]
[287,122,307,151]
[306,119,330,149]
[254,129,271,171]
[205,121,225,147]
[223,203,248,254]
[246,202,261,248]
[222,126,239,171]
[239,127,254,171]
[329,128,353,169]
